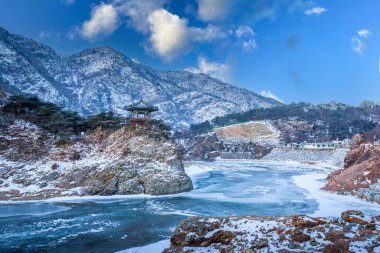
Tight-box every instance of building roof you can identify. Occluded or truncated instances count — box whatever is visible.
[124,98,159,112]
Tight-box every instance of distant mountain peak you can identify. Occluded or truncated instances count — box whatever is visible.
[0,26,281,129]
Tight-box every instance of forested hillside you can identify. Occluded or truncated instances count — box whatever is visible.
[184,102,380,143]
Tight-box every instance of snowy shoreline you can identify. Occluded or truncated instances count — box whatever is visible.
[118,160,380,253]
[2,159,378,252]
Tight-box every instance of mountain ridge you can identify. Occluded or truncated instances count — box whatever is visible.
[0,26,281,129]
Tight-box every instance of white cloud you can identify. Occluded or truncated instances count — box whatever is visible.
[80,3,119,40]
[38,31,61,42]
[131,58,140,64]
[147,9,190,60]
[242,39,257,51]
[61,0,75,4]
[197,0,231,21]
[75,1,226,60]
[185,56,232,83]
[192,25,227,42]
[235,26,255,38]
[304,7,326,16]
[357,29,371,38]
[351,37,365,55]
[73,0,227,59]
[114,0,165,33]
[352,29,372,55]
[146,9,226,60]
[235,25,257,52]
[260,90,283,103]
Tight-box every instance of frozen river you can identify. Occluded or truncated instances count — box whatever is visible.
[1,161,379,253]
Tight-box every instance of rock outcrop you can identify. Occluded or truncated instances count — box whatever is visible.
[0,120,193,200]
[164,210,380,253]
[179,133,273,161]
[323,134,380,203]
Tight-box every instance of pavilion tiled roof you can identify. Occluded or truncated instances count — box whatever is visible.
[124,98,159,112]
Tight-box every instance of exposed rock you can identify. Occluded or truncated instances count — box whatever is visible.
[323,133,380,195]
[0,120,193,200]
[180,133,273,161]
[291,231,311,243]
[291,215,327,227]
[254,238,268,249]
[350,134,365,150]
[164,211,380,253]
[180,133,223,161]
[323,239,350,253]
[324,230,347,241]
[341,210,370,225]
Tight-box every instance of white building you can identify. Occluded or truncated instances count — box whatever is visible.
[299,142,336,150]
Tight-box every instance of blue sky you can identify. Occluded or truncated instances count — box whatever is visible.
[0,0,379,105]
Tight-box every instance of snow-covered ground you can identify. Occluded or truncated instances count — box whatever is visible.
[117,240,170,253]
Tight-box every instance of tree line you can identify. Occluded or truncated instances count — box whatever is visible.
[1,96,123,138]
[182,102,379,141]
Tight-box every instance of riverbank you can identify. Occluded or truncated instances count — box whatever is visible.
[164,210,380,252]
[121,160,380,253]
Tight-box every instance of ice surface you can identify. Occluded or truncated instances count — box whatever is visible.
[0,203,71,217]
[2,161,380,253]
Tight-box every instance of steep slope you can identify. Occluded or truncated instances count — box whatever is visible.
[323,133,380,204]
[0,27,280,129]
[0,86,7,106]
[0,120,193,200]
[189,102,378,143]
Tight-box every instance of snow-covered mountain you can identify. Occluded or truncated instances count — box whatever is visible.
[0,27,281,129]
[0,86,7,106]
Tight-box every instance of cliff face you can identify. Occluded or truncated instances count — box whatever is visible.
[0,120,192,200]
[323,134,380,203]
[164,210,380,253]
[179,133,273,161]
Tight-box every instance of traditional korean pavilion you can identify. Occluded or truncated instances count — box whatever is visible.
[124,99,159,125]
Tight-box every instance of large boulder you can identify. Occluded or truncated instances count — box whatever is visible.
[323,133,380,193]
[163,211,380,253]
[0,121,193,200]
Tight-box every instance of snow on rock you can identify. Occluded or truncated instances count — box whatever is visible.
[0,120,193,200]
[323,133,380,204]
[164,210,380,253]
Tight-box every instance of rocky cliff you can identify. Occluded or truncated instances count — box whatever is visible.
[164,210,380,252]
[0,120,193,200]
[179,133,273,161]
[0,27,280,129]
[323,134,380,204]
